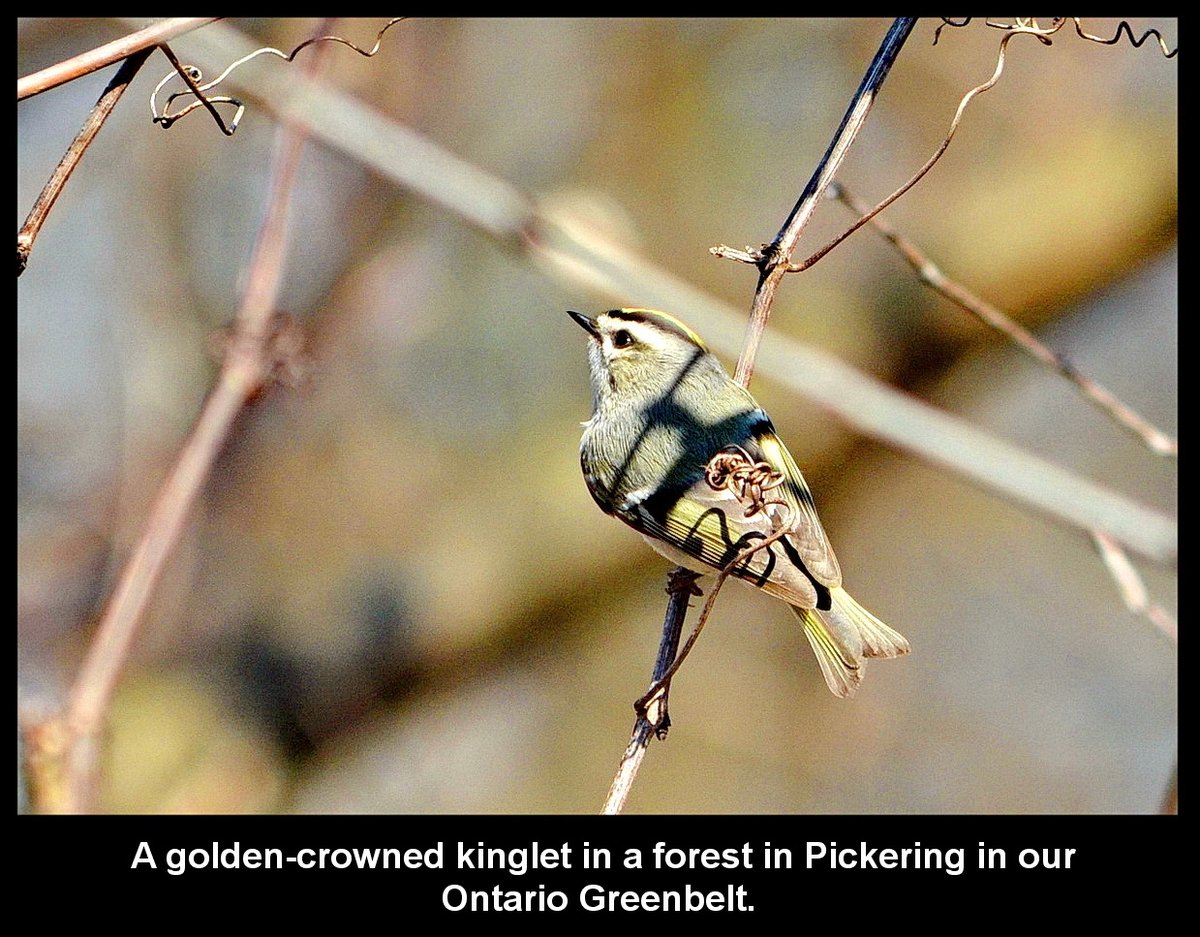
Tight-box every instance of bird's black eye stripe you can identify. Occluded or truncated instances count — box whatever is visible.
[612,329,634,348]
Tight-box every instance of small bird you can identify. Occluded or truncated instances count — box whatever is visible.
[569,307,909,698]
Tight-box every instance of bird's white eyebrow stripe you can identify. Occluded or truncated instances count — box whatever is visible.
[603,319,664,347]
[602,308,708,351]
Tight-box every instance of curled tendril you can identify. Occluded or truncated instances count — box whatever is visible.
[151,57,244,133]
[151,17,406,134]
[704,445,787,519]
[932,16,971,43]
[1071,18,1177,58]
[934,16,1176,58]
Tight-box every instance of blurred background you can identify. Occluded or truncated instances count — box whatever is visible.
[18,18,1176,813]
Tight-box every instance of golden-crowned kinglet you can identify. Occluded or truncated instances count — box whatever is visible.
[569,307,909,698]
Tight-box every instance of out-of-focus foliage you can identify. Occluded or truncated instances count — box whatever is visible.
[18,18,1175,812]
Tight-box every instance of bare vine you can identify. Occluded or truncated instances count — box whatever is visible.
[934,17,1177,59]
[151,17,405,134]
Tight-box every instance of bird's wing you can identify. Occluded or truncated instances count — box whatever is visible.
[746,424,842,587]
[616,420,842,609]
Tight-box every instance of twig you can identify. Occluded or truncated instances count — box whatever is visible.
[604,511,797,816]
[17,48,152,276]
[1092,532,1177,643]
[636,519,796,718]
[17,18,218,100]
[830,182,1178,457]
[155,43,240,135]
[732,17,916,387]
[783,25,1027,275]
[42,20,335,814]
[600,569,697,816]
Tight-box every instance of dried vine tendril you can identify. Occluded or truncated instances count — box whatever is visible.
[1070,18,1177,58]
[704,446,787,519]
[151,17,406,134]
[934,17,1177,58]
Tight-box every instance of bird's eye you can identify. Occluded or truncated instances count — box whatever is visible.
[612,330,634,349]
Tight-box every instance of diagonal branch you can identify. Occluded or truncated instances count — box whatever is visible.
[827,180,1177,661]
[830,182,1178,457]
[732,17,916,387]
[17,18,219,100]
[600,569,697,815]
[1092,532,1177,643]
[18,47,152,276]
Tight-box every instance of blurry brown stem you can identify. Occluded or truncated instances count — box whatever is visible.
[1092,532,1177,643]
[48,21,334,814]
[1159,761,1177,814]
[17,18,218,100]
[17,48,152,277]
[831,182,1178,457]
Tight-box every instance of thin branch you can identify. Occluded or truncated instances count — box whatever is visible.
[600,569,698,816]
[17,18,218,100]
[604,510,797,815]
[17,48,152,277]
[785,25,1027,275]
[732,17,916,387]
[636,520,796,718]
[1092,532,1177,643]
[830,182,1178,457]
[601,721,658,817]
[44,21,335,815]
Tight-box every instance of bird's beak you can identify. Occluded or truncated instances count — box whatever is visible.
[567,310,600,340]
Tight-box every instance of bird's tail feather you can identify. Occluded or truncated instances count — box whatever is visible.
[829,587,910,659]
[792,605,862,699]
[792,589,909,698]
